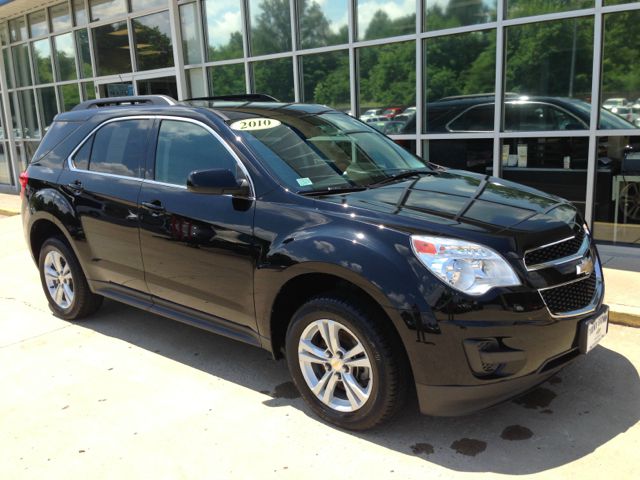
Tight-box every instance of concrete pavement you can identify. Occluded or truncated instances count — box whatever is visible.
[1,209,640,479]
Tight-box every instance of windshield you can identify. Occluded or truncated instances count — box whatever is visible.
[230,112,428,192]
[568,99,637,129]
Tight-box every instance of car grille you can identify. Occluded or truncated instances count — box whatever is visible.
[539,274,597,315]
[524,228,585,268]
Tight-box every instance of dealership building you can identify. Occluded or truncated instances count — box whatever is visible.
[0,0,638,247]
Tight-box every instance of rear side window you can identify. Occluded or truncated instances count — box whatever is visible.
[81,119,150,177]
[154,120,237,186]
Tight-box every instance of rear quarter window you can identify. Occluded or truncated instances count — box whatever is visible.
[30,121,82,164]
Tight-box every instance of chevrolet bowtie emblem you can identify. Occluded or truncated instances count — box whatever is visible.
[576,257,594,276]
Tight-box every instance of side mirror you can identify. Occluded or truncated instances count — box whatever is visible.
[186,169,251,196]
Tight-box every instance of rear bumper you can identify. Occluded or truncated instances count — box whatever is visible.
[415,303,608,416]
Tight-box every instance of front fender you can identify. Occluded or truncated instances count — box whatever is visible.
[253,224,435,339]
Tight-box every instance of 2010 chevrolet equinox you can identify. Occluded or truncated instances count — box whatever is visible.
[21,94,608,430]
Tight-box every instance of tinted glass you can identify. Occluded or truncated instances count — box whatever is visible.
[233,112,426,191]
[447,104,495,132]
[54,33,77,81]
[0,23,8,46]
[19,89,39,139]
[0,144,10,185]
[505,17,594,131]
[507,0,593,19]
[73,0,88,26]
[32,39,54,84]
[90,120,149,177]
[504,101,587,131]
[180,2,202,64]
[298,0,348,48]
[423,139,494,174]
[357,0,415,41]
[131,0,166,11]
[82,81,96,100]
[249,0,291,55]
[133,11,174,71]
[73,136,93,170]
[9,17,27,42]
[76,29,93,78]
[50,3,72,32]
[593,135,640,246]
[424,0,496,31]
[93,21,131,76]
[90,0,126,22]
[601,10,640,130]
[424,30,495,133]
[253,57,294,102]
[28,10,48,38]
[188,68,206,97]
[13,44,33,87]
[501,137,589,216]
[3,50,14,89]
[205,0,243,60]
[37,87,58,129]
[60,84,80,111]
[358,41,415,118]
[155,120,237,185]
[209,63,246,96]
[301,50,349,110]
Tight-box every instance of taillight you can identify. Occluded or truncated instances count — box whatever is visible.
[19,170,28,196]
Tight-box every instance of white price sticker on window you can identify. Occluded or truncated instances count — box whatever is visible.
[230,118,281,131]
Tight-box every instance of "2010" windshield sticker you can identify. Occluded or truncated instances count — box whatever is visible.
[230,118,282,131]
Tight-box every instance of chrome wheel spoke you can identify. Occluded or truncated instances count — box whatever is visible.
[311,370,331,396]
[54,284,64,305]
[44,265,58,280]
[62,283,74,303]
[52,252,64,274]
[342,372,368,406]
[319,319,341,354]
[344,357,370,369]
[343,343,364,361]
[321,374,339,404]
[299,340,328,364]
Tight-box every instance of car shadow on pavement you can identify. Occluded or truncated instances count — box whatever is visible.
[84,300,639,475]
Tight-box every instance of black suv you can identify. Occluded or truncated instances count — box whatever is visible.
[21,95,608,430]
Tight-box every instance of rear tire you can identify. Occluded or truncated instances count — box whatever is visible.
[285,295,409,430]
[38,237,103,320]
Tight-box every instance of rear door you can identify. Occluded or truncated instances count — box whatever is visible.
[138,118,257,328]
[57,118,153,292]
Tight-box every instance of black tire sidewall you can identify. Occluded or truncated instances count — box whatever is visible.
[285,297,396,430]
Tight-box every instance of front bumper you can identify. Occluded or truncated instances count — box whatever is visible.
[414,303,609,416]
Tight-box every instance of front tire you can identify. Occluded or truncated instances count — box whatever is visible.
[285,295,408,430]
[38,237,103,320]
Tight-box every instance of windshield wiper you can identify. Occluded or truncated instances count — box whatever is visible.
[367,169,435,187]
[299,185,368,196]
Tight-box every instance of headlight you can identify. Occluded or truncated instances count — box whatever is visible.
[410,235,520,295]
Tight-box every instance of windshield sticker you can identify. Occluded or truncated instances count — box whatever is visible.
[296,177,313,187]
[230,118,282,131]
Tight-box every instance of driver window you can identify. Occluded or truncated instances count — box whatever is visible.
[155,120,239,186]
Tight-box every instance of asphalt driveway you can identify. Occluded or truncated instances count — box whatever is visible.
[1,214,639,479]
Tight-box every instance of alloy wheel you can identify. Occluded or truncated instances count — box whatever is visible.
[298,319,373,412]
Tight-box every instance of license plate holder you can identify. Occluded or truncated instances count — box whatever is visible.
[579,307,609,354]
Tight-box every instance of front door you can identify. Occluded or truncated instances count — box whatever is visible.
[139,118,256,328]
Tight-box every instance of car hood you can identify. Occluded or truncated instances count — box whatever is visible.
[317,169,583,251]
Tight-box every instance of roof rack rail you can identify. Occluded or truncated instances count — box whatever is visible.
[71,95,177,111]
[185,94,279,103]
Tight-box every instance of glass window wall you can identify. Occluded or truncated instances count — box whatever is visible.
[32,39,54,84]
[206,0,244,60]
[208,63,246,96]
[93,21,131,76]
[424,0,496,31]
[133,11,174,71]
[252,57,294,101]
[28,10,48,38]
[50,4,72,32]
[298,0,348,49]
[54,33,78,81]
[249,0,291,56]
[357,0,414,41]
[180,2,202,65]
